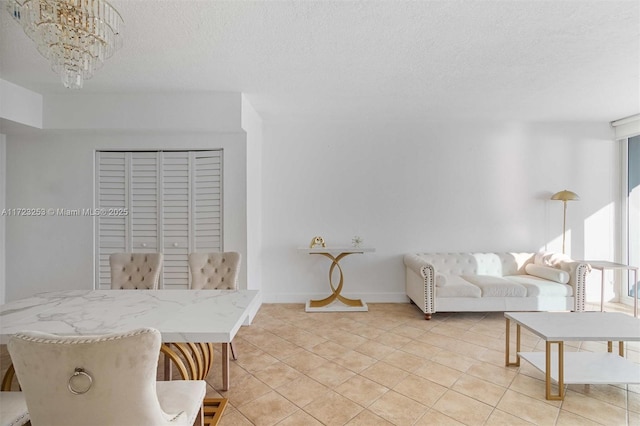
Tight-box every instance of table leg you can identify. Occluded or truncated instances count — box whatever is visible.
[164,349,173,380]
[610,341,625,356]
[308,252,365,308]
[222,343,230,391]
[600,269,605,312]
[1,364,16,391]
[545,341,564,400]
[634,270,638,318]
[505,319,521,367]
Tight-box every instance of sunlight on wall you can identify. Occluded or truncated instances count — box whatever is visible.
[584,203,616,302]
[543,233,565,256]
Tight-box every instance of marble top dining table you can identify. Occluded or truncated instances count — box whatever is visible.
[0,289,261,390]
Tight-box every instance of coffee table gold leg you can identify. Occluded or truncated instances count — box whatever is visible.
[505,319,521,367]
[619,341,624,357]
[545,341,564,400]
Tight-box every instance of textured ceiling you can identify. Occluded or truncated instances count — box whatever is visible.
[0,0,638,123]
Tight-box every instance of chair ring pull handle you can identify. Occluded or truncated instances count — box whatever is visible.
[68,367,93,395]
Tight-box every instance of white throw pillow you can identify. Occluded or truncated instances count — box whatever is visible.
[525,263,570,284]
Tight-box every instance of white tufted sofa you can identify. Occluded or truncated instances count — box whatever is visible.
[404,252,590,320]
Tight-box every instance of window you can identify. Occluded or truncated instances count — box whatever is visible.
[95,150,223,289]
[626,135,639,299]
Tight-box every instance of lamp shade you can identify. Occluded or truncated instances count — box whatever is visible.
[551,190,580,201]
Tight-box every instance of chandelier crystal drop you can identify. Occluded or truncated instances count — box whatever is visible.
[7,0,123,89]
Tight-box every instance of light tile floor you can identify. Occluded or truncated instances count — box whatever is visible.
[2,302,639,425]
[201,302,639,426]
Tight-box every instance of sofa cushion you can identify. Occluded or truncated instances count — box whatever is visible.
[505,275,573,297]
[435,275,482,298]
[525,264,570,284]
[436,274,473,287]
[461,275,527,297]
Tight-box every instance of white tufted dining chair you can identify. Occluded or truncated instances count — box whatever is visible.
[188,252,241,360]
[188,252,241,291]
[0,391,29,426]
[7,327,205,426]
[109,253,163,290]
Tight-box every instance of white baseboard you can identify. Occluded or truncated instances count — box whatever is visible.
[261,292,409,304]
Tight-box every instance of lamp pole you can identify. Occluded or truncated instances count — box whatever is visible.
[551,190,580,255]
[561,200,568,254]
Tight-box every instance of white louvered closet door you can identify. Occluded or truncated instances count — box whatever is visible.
[95,152,127,289]
[130,153,160,254]
[161,152,190,289]
[95,150,223,290]
[161,151,223,288]
[193,151,223,252]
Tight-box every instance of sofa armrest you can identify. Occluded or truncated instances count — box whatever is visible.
[403,254,436,319]
[404,254,431,278]
[541,258,591,312]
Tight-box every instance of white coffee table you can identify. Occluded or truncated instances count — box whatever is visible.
[505,312,640,400]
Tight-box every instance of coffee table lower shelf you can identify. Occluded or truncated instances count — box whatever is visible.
[519,352,640,384]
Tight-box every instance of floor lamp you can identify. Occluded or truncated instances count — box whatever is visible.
[551,190,580,254]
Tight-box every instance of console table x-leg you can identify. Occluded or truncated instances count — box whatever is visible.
[298,247,375,312]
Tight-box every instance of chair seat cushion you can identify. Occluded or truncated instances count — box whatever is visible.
[0,391,29,426]
[157,380,206,426]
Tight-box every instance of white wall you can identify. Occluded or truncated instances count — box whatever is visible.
[261,121,617,303]
[0,79,43,128]
[241,95,263,292]
[3,91,250,301]
[4,129,247,301]
[2,84,621,306]
[43,92,240,132]
[0,134,5,304]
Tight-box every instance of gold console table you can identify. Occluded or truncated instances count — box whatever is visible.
[299,247,375,312]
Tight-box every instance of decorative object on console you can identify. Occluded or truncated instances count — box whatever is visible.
[309,236,326,248]
[550,189,580,254]
[6,0,124,89]
[352,236,363,248]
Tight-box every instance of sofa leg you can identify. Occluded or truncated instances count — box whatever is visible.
[424,313,432,320]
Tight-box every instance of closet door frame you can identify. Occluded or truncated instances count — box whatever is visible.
[94,150,223,290]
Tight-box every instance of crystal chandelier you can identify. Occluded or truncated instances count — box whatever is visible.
[6,0,123,89]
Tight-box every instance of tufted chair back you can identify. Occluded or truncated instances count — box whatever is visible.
[7,328,205,426]
[188,252,240,290]
[109,253,163,290]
